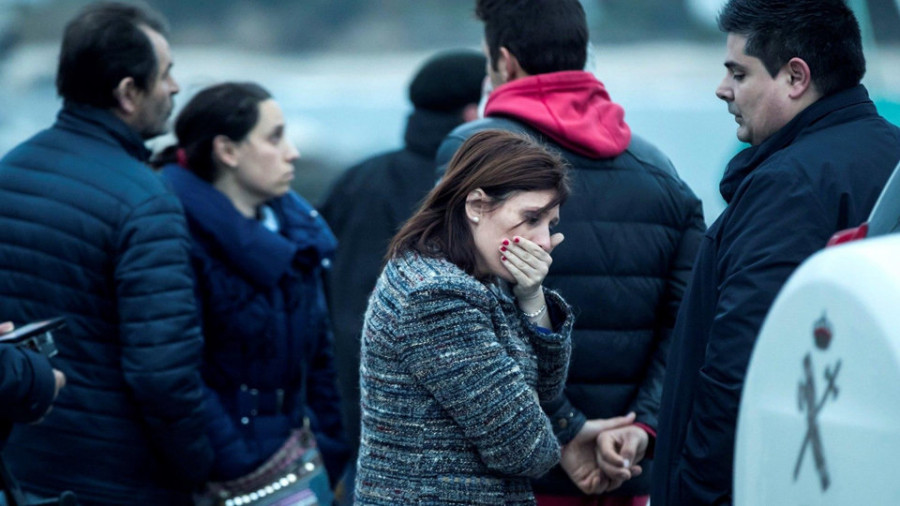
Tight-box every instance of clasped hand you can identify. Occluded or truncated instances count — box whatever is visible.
[559,412,650,495]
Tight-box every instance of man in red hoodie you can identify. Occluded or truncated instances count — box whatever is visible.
[436,1,706,505]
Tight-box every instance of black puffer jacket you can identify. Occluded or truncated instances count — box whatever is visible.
[437,72,705,496]
[0,103,212,505]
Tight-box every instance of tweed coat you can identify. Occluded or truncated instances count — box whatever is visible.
[354,251,575,505]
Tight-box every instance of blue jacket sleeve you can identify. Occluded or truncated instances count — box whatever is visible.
[0,345,56,424]
[675,168,830,504]
[114,193,213,485]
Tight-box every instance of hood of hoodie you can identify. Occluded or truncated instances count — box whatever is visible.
[484,71,631,158]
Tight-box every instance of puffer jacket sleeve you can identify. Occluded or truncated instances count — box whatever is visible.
[0,345,56,424]
[629,184,705,432]
[114,193,213,485]
[398,282,561,478]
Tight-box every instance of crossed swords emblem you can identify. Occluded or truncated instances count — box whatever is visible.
[792,313,841,491]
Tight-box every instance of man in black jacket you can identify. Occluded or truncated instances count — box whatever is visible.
[436,1,706,503]
[652,1,900,504]
[320,48,485,479]
[0,3,212,504]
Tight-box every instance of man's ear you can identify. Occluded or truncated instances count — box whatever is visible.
[465,188,488,223]
[785,57,815,100]
[113,77,141,116]
[498,47,527,82]
[212,134,240,169]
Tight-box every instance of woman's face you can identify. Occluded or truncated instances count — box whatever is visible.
[230,99,299,203]
[468,189,560,282]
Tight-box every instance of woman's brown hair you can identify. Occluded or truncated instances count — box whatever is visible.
[388,129,570,276]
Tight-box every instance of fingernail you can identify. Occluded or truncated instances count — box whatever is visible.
[514,237,520,243]
[501,256,507,261]
[500,246,507,251]
[623,459,631,468]
[502,239,509,246]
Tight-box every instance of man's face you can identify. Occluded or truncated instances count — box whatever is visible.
[133,27,179,139]
[716,33,794,146]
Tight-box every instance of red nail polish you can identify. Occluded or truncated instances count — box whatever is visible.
[514,237,520,243]
[501,256,507,261]
[502,239,509,246]
[500,246,507,251]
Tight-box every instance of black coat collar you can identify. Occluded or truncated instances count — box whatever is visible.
[720,85,873,203]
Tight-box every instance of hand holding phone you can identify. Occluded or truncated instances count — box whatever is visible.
[0,317,65,357]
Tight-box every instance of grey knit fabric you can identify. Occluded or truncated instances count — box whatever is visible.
[355,251,574,505]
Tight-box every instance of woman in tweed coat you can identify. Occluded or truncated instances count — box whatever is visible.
[355,130,577,504]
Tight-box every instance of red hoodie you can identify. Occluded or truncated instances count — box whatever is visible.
[484,70,631,159]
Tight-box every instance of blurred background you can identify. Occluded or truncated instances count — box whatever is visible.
[1,0,898,221]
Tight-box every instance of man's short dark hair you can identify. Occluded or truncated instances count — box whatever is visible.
[57,1,169,108]
[476,0,588,75]
[718,0,865,97]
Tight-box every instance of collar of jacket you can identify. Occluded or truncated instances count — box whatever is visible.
[56,101,151,162]
[404,108,465,158]
[484,70,631,159]
[719,84,873,203]
[486,277,517,306]
[161,163,336,288]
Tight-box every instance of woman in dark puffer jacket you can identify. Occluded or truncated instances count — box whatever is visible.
[156,82,348,497]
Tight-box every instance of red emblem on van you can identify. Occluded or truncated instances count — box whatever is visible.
[813,314,832,350]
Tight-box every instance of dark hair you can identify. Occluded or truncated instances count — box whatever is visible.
[718,0,865,96]
[57,1,168,107]
[476,0,588,75]
[156,82,273,182]
[388,130,570,276]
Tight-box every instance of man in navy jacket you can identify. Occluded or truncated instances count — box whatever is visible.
[0,3,212,504]
[652,1,900,504]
